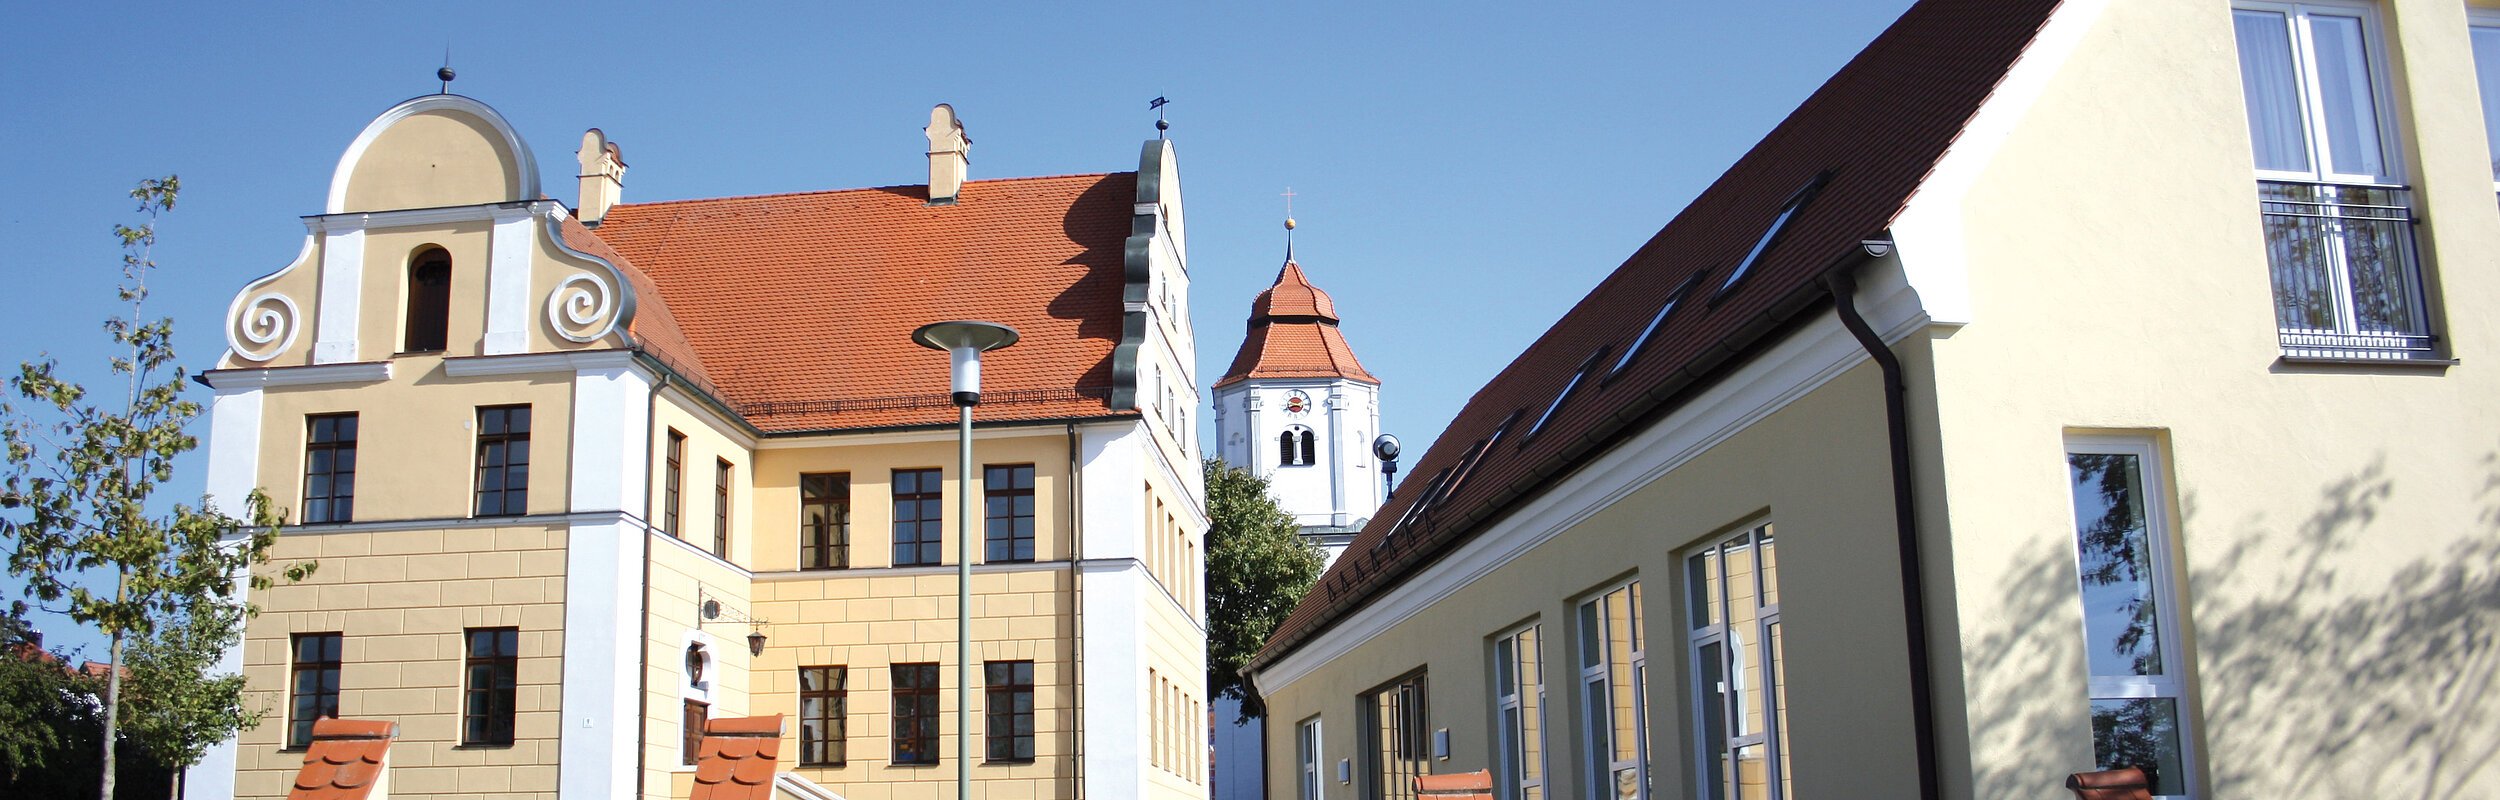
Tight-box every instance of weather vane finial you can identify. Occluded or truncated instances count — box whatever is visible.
[437,45,455,94]
[1150,96,1170,139]
[1282,187,1298,263]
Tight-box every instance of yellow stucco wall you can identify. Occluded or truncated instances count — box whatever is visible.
[1919,0,2500,797]
[339,109,521,214]
[1258,362,1907,800]
[252,358,574,524]
[234,523,569,800]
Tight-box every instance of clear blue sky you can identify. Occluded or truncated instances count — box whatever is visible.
[1,1,1917,656]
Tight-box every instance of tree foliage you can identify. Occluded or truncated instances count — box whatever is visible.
[0,177,309,794]
[1203,457,1323,717]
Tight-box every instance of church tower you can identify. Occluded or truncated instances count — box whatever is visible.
[1212,241,1383,561]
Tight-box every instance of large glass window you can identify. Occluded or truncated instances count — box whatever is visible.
[1362,672,1429,800]
[2471,16,2500,189]
[1687,528,1789,800]
[1580,582,1648,800]
[985,464,1037,562]
[892,469,944,566]
[462,627,518,746]
[2066,438,2197,799]
[301,414,357,524]
[799,665,847,766]
[474,405,530,517]
[892,663,941,764]
[801,473,851,570]
[288,632,343,748]
[2232,1,2431,358]
[1495,624,1548,800]
[1298,717,1325,800]
[985,660,1036,763]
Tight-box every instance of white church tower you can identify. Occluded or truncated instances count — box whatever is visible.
[1211,248,1384,563]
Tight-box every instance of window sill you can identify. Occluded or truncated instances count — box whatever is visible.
[799,762,847,769]
[2274,354,2457,372]
[984,758,1038,766]
[889,761,942,768]
[452,743,515,750]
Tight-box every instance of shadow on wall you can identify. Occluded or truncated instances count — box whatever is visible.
[1967,453,2500,798]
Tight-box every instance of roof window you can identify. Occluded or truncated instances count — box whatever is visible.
[1710,171,1831,306]
[1522,346,1611,445]
[1437,410,1523,505]
[1604,271,1707,384]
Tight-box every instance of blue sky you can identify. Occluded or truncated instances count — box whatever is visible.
[1,1,1917,655]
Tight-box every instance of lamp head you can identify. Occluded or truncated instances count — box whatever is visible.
[912,321,1020,406]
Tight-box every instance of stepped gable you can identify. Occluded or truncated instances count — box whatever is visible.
[587,173,1141,432]
[1215,259,1378,389]
[1251,0,2069,670]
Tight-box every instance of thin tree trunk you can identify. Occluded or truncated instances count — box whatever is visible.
[102,571,125,800]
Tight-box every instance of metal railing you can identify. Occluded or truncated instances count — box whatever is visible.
[2256,180,2436,359]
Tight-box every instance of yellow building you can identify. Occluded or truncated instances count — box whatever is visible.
[1245,1,2500,799]
[188,95,1211,800]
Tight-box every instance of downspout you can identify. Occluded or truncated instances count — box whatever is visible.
[634,371,670,800]
[1822,242,1941,800]
[1067,422,1086,800]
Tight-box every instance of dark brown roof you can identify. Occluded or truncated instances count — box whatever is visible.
[587,174,1141,432]
[1215,260,1378,389]
[1252,0,2065,671]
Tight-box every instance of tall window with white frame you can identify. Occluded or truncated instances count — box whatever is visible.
[2065,437,2197,798]
[1579,582,1647,800]
[1299,717,1325,800]
[1494,623,1549,800]
[2468,13,2500,194]
[2231,0,2432,359]
[1363,672,1429,800]
[1685,527,1790,800]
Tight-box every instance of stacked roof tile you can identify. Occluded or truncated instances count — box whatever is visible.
[690,715,785,800]
[285,719,395,800]
[584,174,1141,433]
[1252,0,2066,669]
[1215,260,1378,388]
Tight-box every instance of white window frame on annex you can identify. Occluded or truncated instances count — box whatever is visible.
[2466,9,2500,193]
[1299,715,1326,800]
[2062,434,2201,800]
[1490,620,1549,800]
[1574,578,1647,800]
[1682,523,1790,800]
[2230,0,2408,186]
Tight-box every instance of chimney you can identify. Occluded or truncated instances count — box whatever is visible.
[925,104,970,205]
[576,128,627,225]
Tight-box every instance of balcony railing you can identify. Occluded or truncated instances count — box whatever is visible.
[2256,180,2436,359]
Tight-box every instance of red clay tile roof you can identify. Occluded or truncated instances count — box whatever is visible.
[1252,0,2066,671]
[1215,260,1378,389]
[555,215,714,388]
[586,174,1139,432]
[287,718,395,800]
[691,715,784,800]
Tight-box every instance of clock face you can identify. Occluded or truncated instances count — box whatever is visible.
[1282,390,1312,418]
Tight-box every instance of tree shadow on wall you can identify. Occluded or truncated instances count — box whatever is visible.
[1967,454,2500,798]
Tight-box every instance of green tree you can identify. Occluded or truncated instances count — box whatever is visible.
[0,177,307,799]
[0,601,105,784]
[1203,457,1323,719]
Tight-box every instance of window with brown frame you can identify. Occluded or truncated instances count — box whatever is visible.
[892,469,944,566]
[984,464,1037,563]
[800,474,851,570]
[892,663,940,764]
[403,247,451,353]
[663,429,685,537]
[799,666,848,766]
[683,699,709,766]
[985,660,1036,763]
[462,628,518,746]
[301,414,357,524]
[474,405,530,517]
[289,632,343,749]
[713,458,733,556]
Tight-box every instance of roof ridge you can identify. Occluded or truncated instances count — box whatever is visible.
[609,171,1125,210]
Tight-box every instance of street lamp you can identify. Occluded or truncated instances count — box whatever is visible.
[912,320,1019,799]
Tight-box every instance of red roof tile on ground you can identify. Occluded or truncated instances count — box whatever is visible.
[586,174,1140,433]
[1252,0,2066,670]
[692,715,784,800]
[1216,260,1377,389]
[286,718,395,800]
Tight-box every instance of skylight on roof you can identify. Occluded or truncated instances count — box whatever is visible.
[1523,347,1610,445]
[1435,410,1521,507]
[1605,272,1707,383]
[1710,172,1832,306]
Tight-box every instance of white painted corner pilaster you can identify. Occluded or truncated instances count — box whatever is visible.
[312,225,365,364]
[559,363,653,800]
[184,385,266,800]
[484,206,536,355]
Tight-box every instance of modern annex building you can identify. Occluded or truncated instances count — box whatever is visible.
[1246,0,2500,799]
[190,95,1212,800]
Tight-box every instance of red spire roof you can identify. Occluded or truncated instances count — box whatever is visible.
[1216,259,1377,389]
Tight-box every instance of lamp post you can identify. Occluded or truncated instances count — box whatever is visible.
[912,320,1019,800]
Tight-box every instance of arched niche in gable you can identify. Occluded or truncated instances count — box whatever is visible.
[327,95,539,215]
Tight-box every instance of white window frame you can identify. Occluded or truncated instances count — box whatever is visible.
[1300,716,1326,800]
[2063,435,2201,800]
[2231,0,2406,186]
[2467,10,2500,193]
[1576,580,1647,800]
[1683,525,1788,800]
[1492,622,1549,800]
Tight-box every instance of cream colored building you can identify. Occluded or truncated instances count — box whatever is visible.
[1245,1,2500,799]
[188,94,1211,800]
